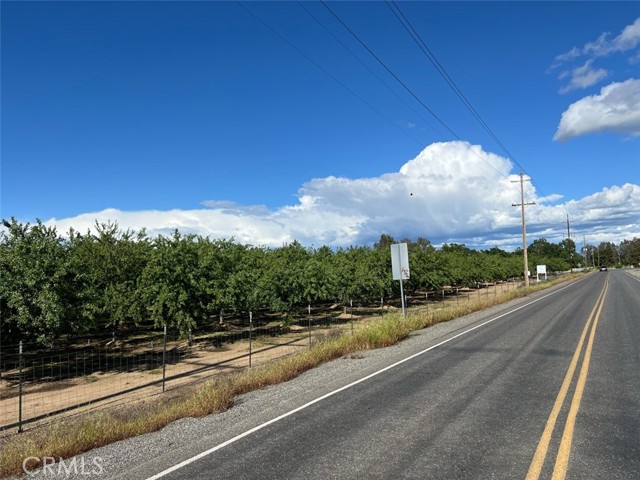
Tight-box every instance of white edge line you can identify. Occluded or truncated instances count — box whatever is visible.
[145,280,581,480]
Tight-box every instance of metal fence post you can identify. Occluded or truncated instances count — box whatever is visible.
[307,304,311,348]
[18,340,23,433]
[0,322,3,381]
[350,299,353,335]
[380,296,384,318]
[162,325,167,392]
[249,311,253,368]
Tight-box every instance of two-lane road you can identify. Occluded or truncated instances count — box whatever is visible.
[567,271,640,479]
[74,271,639,480]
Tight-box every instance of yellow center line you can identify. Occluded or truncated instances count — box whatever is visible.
[525,275,609,480]
[551,275,608,480]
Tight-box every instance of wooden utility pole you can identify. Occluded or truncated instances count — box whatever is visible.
[512,169,535,286]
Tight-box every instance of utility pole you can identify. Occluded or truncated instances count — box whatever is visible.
[512,169,535,287]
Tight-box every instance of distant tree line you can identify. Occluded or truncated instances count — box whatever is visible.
[2,218,637,345]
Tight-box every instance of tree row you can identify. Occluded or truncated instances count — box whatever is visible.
[3,218,636,345]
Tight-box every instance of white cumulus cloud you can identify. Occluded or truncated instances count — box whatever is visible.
[558,60,608,94]
[556,17,640,61]
[553,17,640,92]
[43,142,640,250]
[554,78,640,141]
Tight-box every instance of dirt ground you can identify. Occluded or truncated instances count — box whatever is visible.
[0,331,316,434]
[0,281,520,435]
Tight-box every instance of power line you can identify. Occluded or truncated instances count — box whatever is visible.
[240,0,515,192]
[235,2,425,148]
[386,2,518,162]
[296,1,443,139]
[321,1,457,141]
[245,2,568,247]
[320,1,513,182]
[386,1,553,200]
[320,0,524,188]
[244,0,571,239]
[231,4,583,251]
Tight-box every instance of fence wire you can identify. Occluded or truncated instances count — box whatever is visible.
[0,282,520,434]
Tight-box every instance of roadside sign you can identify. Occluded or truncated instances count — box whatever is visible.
[536,264,547,281]
[391,243,409,320]
[391,243,410,280]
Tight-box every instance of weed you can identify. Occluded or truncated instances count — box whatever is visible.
[0,273,585,478]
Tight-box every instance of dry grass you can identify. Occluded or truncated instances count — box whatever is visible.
[0,273,585,478]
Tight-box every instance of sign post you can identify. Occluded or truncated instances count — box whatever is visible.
[391,243,410,320]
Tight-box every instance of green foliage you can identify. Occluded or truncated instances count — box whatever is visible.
[597,241,618,267]
[68,222,149,332]
[373,233,396,251]
[139,231,207,337]
[258,241,310,312]
[303,246,338,303]
[349,247,393,301]
[0,219,75,344]
[410,249,453,290]
[223,244,266,313]
[333,246,392,302]
[619,238,640,266]
[2,217,625,345]
[528,238,562,258]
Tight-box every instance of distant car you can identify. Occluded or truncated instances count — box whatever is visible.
[600,266,608,271]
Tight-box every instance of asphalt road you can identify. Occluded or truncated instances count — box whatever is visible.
[36,271,639,479]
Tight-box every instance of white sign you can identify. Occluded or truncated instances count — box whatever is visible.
[536,264,547,281]
[391,243,410,280]
[391,243,409,320]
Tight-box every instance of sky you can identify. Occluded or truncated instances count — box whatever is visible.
[2,1,639,251]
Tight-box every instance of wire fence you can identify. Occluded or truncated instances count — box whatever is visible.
[0,281,521,434]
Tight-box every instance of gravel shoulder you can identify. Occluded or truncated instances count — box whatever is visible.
[26,278,586,480]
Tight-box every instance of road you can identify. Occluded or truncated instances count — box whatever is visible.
[50,271,640,480]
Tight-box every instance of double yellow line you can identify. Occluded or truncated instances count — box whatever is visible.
[526,274,609,480]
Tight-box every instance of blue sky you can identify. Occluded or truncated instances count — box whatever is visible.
[2,1,639,250]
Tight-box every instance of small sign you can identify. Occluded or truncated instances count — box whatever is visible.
[536,264,547,281]
[391,243,409,320]
[391,243,410,280]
